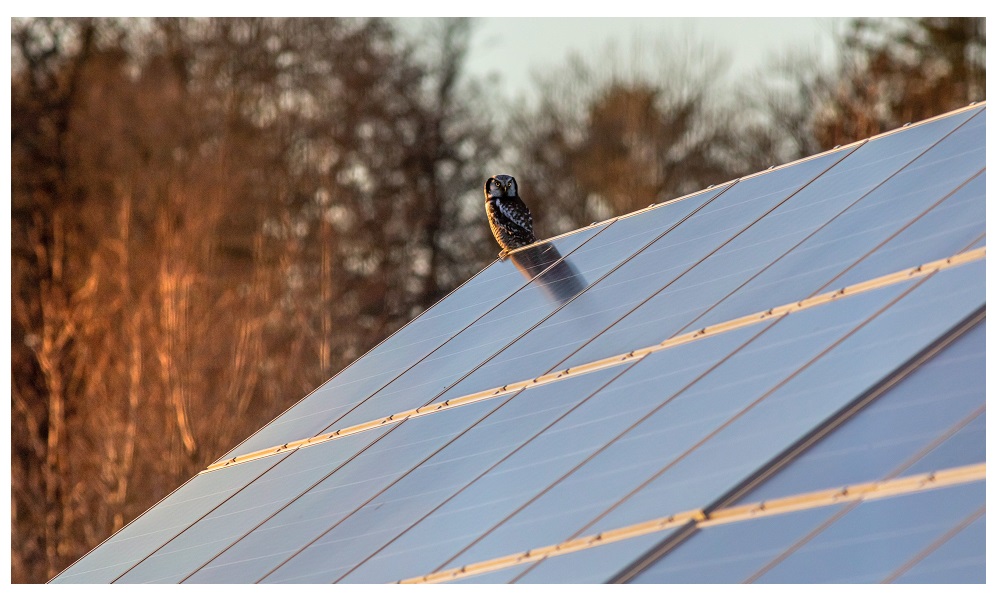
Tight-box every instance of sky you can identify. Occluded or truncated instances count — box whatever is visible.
[457,17,848,99]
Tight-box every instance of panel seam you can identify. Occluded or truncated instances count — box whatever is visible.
[204,247,985,473]
[397,464,985,584]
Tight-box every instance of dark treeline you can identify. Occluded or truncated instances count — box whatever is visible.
[11,17,984,583]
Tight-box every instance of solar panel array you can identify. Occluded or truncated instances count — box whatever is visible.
[51,103,986,584]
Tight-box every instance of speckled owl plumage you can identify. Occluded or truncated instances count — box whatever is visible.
[484,174,535,258]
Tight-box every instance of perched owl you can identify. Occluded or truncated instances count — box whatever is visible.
[484,174,535,258]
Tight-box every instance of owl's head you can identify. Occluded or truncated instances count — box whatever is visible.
[485,174,518,200]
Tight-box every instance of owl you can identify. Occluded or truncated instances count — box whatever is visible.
[484,174,535,258]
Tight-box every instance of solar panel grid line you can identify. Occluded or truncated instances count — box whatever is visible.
[305,181,742,439]
[326,364,641,584]
[523,273,936,555]
[607,308,986,584]
[223,219,618,460]
[433,278,912,577]
[808,166,984,288]
[200,246,986,474]
[245,382,561,584]
[880,504,985,583]
[891,404,985,475]
[114,425,404,584]
[691,309,986,515]
[549,106,983,373]
[739,391,987,582]
[400,463,985,584]
[496,260,983,583]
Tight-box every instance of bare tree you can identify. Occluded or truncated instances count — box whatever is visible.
[11,17,496,583]
[500,38,760,236]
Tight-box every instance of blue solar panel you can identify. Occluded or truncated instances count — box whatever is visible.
[115,427,391,583]
[624,316,984,583]
[339,321,772,582]
[226,224,610,458]
[430,262,982,575]
[564,108,983,365]
[628,481,984,583]
[50,453,285,584]
[739,318,984,503]
[751,481,984,583]
[50,104,986,585]
[442,147,853,393]
[581,261,983,538]
[890,511,985,583]
[261,366,634,584]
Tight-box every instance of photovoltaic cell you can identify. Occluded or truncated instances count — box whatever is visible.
[49,104,986,586]
[582,260,983,539]
[629,504,844,583]
[336,321,772,583]
[625,317,984,584]
[751,481,985,583]
[259,365,633,584]
[50,454,284,584]
[890,511,985,584]
[115,427,391,583]
[225,224,608,458]
[510,532,667,584]
[682,108,985,332]
[900,413,985,476]
[435,275,936,571]
[738,318,984,504]
[562,108,982,367]
[820,171,984,293]
[629,482,985,583]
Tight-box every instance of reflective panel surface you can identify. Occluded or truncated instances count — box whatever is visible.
[265,365,633,583]
[227,225,608,457]
[51,455,283,584]
[50,105,986,586]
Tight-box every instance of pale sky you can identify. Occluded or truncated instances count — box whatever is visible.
[459,17,848,99]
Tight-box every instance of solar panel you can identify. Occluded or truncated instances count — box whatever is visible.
[446,146,854,390]
[564,107,984,365]
[50,103,986,585]
[419,262,983,578]
[751,481,984,584]
[889,511,985,583]
[225,223,611,458]
[623,315,985,583]
[51,453,286,584]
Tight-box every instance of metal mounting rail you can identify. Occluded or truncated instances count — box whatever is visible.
[204,246,985,473]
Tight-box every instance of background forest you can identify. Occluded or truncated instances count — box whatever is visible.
[10,17,985,583]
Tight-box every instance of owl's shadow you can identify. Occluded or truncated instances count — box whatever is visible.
[508,242,587,305]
